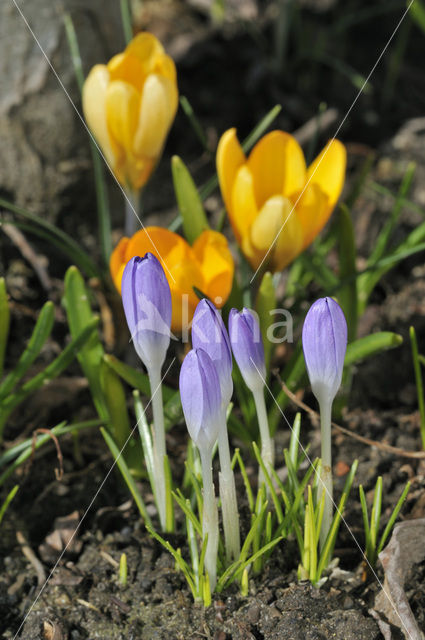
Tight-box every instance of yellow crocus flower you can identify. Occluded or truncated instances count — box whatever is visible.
[83,32,178,192]
[217,128,346,272]
[110,227,234,332]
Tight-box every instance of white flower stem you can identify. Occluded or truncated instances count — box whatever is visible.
[148,365,167,531]
[252,387,274,485]
[217,412,240,562]
[124,188,140,237]
[318,398,333,551]
[200,447,219,592]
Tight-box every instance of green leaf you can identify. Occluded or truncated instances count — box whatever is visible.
[255,272,276,372]
[63,266,109,422]
[0,301,55,400]
[0,319,99,438]
[172,156,210,244]
[410,326,425,448]
[337,205,358,342]
[345,331,403,366]
[409,0,425,33]
[179,96,209,152]
[100,359,131,448]
[101,427,152,527]
[0,485,19,526]
[0,278,10,380]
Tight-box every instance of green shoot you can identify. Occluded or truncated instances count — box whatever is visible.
[359,477,410,569]
[409,326,425,448]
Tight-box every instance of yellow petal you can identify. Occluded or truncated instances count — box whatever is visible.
[216,128,246,216]
[82,65,117,168]
[295,183,329,249]
[250,196,303,272]
[110,236,130,291]
[230,165,258,243]
[307,139,346,208]
[192,231,234,307]
[152,53,177,83]
[105,80,140,159]
[247,131,306,207]
[126,32,164,66]
[108,52,146,93]
[133,74,178,158]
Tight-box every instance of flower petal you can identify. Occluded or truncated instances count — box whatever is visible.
[82,65,118,168]
[192,231,234,308]
[216,128,246,216]
[230,165,258,243]
[105,80,139,158]
[229,308,265,392]
[247,131,306,207]
[180,348,221,451]
[302,297,347,406]
[294,183,330,249]
[134,74,178,158]
[121,254,172,371]
[307,139,346,209]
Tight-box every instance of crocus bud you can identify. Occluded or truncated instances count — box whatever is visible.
[179,348,221,452]
[192,299,233,407]
[229,308,266,392]
[121,253,172,372]
[302,297,347,407]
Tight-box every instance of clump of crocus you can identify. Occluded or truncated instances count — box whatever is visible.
[192,299,240,561]
[121,253,172,530]
[180,348,221,590]
[217,129,346,272]
[110,227,234,332]
[229,308,274,480]
[83,32,178,233]
[302,297,347,548]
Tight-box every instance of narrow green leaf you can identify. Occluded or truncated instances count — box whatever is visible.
[409,0,425,34]
[410,326,425,449]
[101,427,152,526]
[377,481,410,554]
[100,359,131,449]
[180,96,209,152]
[345,331,403,366]
[63,14,111,264]
[146,525,197,596]
[0,320,99,437]
[359,485,371,554]
[0,485,19,526]
[172,156,210,244]
[0,301,55,400]
[63,267,108,421]
[370,476,383,551]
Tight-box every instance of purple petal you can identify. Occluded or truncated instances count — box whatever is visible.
[229,307,266,392]
[192,299,233,406]
[302,297,347,405]
[180,348,221,451]
[121,253,172,371]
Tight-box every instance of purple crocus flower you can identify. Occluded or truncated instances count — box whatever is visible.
[302,297,347,406]
[192,299,233,407]
[229,308,266,392]
[179,348,221,452]
[121,253,172,372]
